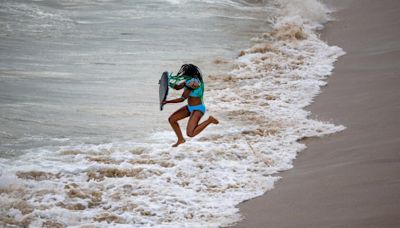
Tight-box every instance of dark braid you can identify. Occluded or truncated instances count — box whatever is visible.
[177,64,203,82]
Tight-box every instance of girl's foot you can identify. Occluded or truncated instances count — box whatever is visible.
[209,116,219,124]
[172,139,185,147]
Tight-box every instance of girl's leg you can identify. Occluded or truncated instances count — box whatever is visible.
[186,111,219,138]
[168,106,190,147]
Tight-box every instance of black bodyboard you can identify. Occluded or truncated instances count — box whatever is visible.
[159,71,169,111]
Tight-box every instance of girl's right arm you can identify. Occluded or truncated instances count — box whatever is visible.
[173,82,186,90]
[163,88,190,104]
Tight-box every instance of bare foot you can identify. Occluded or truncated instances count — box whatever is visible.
[172,139,185,147]
[209,116,219,124]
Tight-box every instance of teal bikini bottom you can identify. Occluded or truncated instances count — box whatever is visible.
[187,104,206,114]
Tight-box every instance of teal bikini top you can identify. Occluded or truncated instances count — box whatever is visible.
[185,78,204,101]
[168,73,204,101]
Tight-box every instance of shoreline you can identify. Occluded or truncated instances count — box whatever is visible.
[234,0,400,227]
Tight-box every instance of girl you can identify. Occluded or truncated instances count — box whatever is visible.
[162,64,219,147]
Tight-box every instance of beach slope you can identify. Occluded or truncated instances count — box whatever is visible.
[235,0,400,227]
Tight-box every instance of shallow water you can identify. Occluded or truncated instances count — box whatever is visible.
[0,0,271,157]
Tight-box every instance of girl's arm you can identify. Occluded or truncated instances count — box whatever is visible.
[163,88,190,104]
[173,82,186,90]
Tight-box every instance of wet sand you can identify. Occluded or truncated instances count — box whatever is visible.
[234,0,400,227]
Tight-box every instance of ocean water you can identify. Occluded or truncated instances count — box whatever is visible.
[0,0,345,227]
[0,0,271,156]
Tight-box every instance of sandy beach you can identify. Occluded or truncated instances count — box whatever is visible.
[235,0,400,227]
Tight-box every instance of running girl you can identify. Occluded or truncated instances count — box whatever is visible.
[162,64,219,147]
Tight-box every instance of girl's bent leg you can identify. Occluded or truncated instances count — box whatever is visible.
[186,111,219,137]
[168,106,190,147]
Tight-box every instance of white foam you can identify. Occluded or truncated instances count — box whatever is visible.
[276,0,332,29]
[0,0,345,227]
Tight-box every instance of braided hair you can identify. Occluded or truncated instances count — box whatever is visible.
[177,64,203,82]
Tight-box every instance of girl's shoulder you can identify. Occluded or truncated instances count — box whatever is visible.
[185,78,201,90]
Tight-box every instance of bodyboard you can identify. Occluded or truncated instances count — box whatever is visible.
[159,71,169,111]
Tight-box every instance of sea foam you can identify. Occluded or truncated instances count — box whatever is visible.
[0,0,345,227]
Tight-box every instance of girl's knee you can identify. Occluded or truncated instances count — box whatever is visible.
[186,129,195,137]
[168,116,175,123]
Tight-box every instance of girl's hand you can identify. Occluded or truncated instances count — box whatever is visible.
[162,100,168,105]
